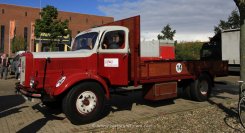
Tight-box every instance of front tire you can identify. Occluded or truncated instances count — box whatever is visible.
[191,74,211,102]
[62,82,105,125]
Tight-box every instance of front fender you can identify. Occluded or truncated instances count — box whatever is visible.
[53,73,110,99]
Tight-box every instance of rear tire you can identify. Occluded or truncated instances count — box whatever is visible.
[62,82,105,125]
[191,74,211,102]
[182,82,192,99]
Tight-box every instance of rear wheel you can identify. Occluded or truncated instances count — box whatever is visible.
[62,82,105,125]
[239,96,245,128]
[191,74,211,102]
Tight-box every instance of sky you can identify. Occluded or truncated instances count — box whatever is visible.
[0,0,238,42]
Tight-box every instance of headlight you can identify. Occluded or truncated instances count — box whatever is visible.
[56,76,66,88]
[30,78,36,88]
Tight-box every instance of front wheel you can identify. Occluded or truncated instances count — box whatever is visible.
[62,82,105,125]
[239,96,245,128]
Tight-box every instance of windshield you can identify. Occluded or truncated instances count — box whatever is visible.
[72,32,98,51]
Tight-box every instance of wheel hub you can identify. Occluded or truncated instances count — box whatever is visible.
[200,81,208,95]
[76,91,97,115]
[83,98,90,106]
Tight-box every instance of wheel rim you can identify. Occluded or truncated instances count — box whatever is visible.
[76,91,97,115]
[199,80,208,95]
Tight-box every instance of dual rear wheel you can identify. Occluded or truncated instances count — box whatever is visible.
[183,74,212,102]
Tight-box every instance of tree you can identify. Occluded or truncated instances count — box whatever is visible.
[158,24,176,40]
[11,36,25,53]
[228,10,240,29]
[234,0,245,81]
[34,5,70,51]
[214,9,240,34]
[175,41,203,60]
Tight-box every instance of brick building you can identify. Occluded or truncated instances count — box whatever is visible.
[0,4,114,57]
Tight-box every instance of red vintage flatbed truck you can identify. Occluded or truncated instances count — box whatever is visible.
[16,16,228,125]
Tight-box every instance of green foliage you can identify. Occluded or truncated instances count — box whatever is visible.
[34,5,70,51]
[158,24,176,40]
[235,0,245,6]
[214,9,240,34]
[228,10,240,28]
[175,41,204,60]
[234,0,245,25]
[11,36,25,53]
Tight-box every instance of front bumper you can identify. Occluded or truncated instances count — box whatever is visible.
[15,82,42,98]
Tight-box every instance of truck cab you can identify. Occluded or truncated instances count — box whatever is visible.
[71,26,130,86]
[16,26,132,124]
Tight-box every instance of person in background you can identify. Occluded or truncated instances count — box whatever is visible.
[0,53,9,80]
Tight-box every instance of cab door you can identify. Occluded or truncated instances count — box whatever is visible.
[98,27,129,86]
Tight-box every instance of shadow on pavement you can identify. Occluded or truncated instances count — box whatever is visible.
[207,81,236,104]
[208,99,242,132]
[0,95,27,119]
[214,81,228,85]
[211,95,232,100]
[207,82,244,131]
[99,90,175,120]
[0,106,28,119]
[108,90,174,112]
[0,95,26,112]
[212,82,239,97]
[17,103,65,133]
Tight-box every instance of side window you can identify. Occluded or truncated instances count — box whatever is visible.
[102,30,125,49]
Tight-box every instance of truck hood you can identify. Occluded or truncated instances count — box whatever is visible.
[32,50,93,59]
